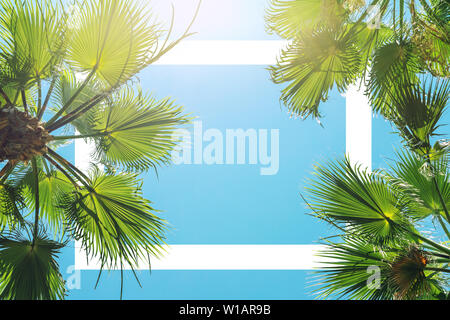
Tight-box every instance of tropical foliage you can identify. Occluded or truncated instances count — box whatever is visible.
[0,0,199,299]
[267,0,449,299]
[267,0,449,118]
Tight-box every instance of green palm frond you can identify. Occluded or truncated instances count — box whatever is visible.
[386,150,450,220]
[23,168,74,235]
[306,157,414,245]
[430,139,450,161]
[314,238,447,300]
[62,168,166,269]
[0,227,66,300]
[367,40,422,114]
[270,26,362,118]
[266,0,348,38]
[51,70,101,134]
[66,0,160,87]
[411,20,450,77]
[388,246,428,299]
[314,237,395,299]
[355,22,393,71]
[0,180,25,230]
[90,89,190,172]
[383,77,449,153]
[0,0,66,81]
[0,46,34,93]
[267,0,449,121]
[414,0,450,45]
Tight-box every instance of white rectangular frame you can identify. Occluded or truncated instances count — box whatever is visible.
[74,40,372,270]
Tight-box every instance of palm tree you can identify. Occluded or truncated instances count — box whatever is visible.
[0,0,200,299]
[267,0,449,299]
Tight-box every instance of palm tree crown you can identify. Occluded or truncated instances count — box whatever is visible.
[0,0,199,299]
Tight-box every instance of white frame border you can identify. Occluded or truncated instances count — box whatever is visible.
[74,41,372,270]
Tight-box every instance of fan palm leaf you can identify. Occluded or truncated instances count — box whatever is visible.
[88,89,190,171]
[306,157,415,245]
[66,0,159,87]
[22,168,74,235]
[51,70,101,134]
[0,47,34,95]
[367,40,422,114]
[384,77,449,153]
[314,237,395,299]
[0,0,66,82]
[387,150,450,221]
[270,26,362,118]
[62,168,166,269]
[266,0,349,38]
[0,181,25,230]
[0,227,66,300]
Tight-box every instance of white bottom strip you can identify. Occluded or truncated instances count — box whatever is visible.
[75,244,328,270]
